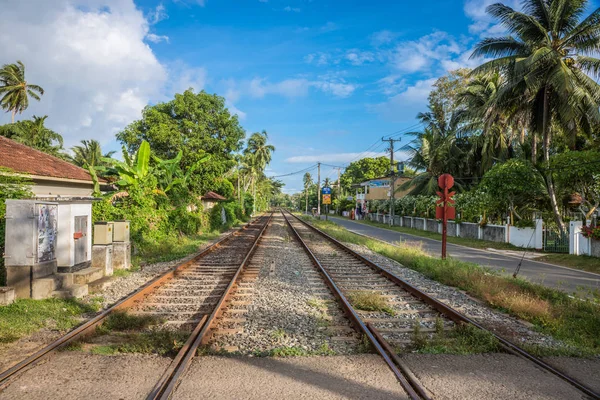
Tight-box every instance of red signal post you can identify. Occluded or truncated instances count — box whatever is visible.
[436,174,456,260]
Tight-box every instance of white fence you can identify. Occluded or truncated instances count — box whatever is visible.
[366,213,544,250]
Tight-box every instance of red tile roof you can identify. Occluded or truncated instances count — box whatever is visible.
[0,136,102,182]
[201,191,227,201]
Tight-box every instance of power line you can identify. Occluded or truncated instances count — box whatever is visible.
[269,164,317,178]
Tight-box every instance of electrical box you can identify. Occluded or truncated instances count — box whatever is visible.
[113,220,130,242]
[4,199,58,266]
[94,222,114,245]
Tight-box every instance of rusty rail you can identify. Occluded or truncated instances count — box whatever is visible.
[281,210,424,400]
[284,210,600,400]
[150,212,273,400]
[0,215,269,390]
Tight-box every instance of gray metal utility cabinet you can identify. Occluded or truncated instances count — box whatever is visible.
[51,198,93,273]
[4,199,59,298]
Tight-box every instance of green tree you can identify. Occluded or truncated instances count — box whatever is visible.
[340,157,389,191]
[471,0,600,230]
[70,139,115,168]
[117,89,245,195]
[303,172,313,214]
[0,61,44,123]
[551,150,600,221]
[480,159,545,224]
[243,131,275,214]
[0,115,64,157]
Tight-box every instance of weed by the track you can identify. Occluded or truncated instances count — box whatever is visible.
[300,215,600,356]
[0,298,95,343]
[270,328,287,340]
[412,323,501,354]
[357,334,374,353]
[306,297,327,310]
[96,310,162,334]
[347,291,395,316]
[264,342,337,357]
[88,330,188,356]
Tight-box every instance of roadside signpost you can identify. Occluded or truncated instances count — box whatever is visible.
[436,174,455,260]
[322,187,331,220]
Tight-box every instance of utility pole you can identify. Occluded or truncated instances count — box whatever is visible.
[382,137,402,226]
[337,167,342,215]
[317,162,321,216]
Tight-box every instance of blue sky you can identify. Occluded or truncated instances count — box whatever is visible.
[1,0,524,193]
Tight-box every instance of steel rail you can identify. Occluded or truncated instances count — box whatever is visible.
[281,210,423,400]
[0,215,264,388]
[152,212,273,400]
[285,210,600,400]
[367,323,432,400]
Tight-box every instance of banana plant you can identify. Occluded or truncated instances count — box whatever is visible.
[99,140,151,189]
[153,151,211,193]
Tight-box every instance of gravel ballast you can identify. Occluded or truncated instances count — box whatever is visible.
[211,215,359,355]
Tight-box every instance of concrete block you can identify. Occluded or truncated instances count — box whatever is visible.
[32,261,57,279]
[72,267,104,285]
[92,244,113,276]
[32,277,56,300]
[112,242,131,270]
[88,276,113,293]
[6,266,31,299]
[56,273,74,288]
[52,284,88,299]
[0,287,15,306]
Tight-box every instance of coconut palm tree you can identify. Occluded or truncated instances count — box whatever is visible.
[244,130,275,214]
[70,139,116,168]
[0,61,44,123]
[0,115,64,156]
[303,172,313,214]
[471,0,600,230]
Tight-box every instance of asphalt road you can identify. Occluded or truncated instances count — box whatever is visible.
[320,215,600,296]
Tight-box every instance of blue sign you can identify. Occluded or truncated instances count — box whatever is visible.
[322,187,331,194]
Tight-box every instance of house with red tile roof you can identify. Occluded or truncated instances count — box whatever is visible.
[0,136,105,198]
[201,191,227,210]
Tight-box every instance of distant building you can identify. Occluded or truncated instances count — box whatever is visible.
[354,176,412,207]
[201,191,227,210]
[0,136,105,197]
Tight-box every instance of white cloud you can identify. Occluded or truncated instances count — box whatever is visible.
[304,52,330,66]
[390,31,462,73]
[371,79,436,122]
[286,151,388,163]
[284,6,301,12]
[0,0,167,146]
[248,76,356,98]
[149,3,167,24]
[345,49,375,66]
[464,0,519,37]
[371,30,399,46]
[146,33,169,43]
[168,64,208,94]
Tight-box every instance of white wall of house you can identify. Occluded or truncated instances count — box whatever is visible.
[56,202,93,267]
[31,177,94,198]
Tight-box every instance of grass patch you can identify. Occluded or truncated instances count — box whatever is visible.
[258,342,337,357]
[412,323,501,355]
[96,310,162,334]
[0,298,95,343]
[537,254,600,275]
[88,330,188,356]
[347,290,395,316]
[299,215,600,355]
[134,233,220,266]
[345,217,600,275]
[270,328,287,340]
[306,297,328,310]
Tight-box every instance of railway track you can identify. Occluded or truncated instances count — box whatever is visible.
[281,209,600,400]
[0,213,273,400]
